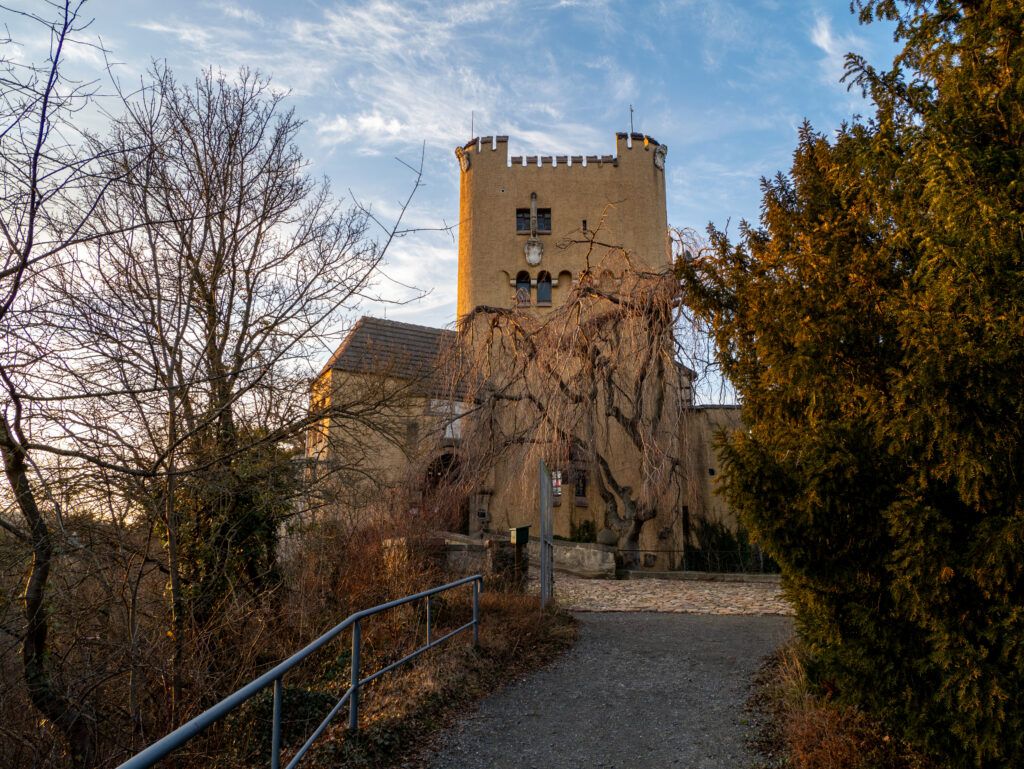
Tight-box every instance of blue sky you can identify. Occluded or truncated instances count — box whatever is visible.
[9,0,898,331]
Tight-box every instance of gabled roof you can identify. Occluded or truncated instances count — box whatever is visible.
[319,316,456,387]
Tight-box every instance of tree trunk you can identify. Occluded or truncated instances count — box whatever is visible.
[165,454,185,728]
[1,415,96,768]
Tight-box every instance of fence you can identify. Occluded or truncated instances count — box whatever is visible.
[117,574,483,769]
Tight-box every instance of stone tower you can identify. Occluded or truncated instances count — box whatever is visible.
[455,132,669,320]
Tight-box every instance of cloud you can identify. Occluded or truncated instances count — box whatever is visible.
[810,13,863,86]
[132,14,331,96]
[654,0,754,71]
[289,1,613,155]
[216,3,263,25]
[697,1,752,70]
[135,20,214,48]
[317,113,406,143]
[130,0,630,159]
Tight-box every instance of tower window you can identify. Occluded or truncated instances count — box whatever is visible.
[515,271,531,306]
[516,208,551,233]
[537,271,552,305]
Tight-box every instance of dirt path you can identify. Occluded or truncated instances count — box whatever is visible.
[425,611,792,769]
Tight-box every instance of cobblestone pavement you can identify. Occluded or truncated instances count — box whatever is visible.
[537,575,793,615]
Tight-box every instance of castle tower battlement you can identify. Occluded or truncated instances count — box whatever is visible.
[455,132,669,320]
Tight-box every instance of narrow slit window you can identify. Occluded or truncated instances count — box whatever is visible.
[516,209,530,232]
[574,469,587,499]
[536,208,551,232]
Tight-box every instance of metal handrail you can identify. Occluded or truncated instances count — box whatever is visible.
[117,574,483,769]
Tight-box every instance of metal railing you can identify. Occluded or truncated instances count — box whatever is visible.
[117,574,483,769]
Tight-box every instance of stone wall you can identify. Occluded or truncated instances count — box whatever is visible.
[442,533,616,580]
[527,539,616,579]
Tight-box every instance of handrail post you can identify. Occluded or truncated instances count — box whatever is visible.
[472,578,480,648]
[426,596,432,645]
[271,677,283,769]
[348,619,361,732]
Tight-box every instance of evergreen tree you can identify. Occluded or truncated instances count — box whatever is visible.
[679,2,1024,765]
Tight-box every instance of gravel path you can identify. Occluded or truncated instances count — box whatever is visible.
[426,612,793,769]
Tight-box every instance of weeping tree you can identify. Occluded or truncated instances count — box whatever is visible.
[679,1,1024,766]
[449,263,696,567]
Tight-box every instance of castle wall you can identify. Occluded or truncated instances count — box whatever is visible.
[456,133,670,320]
[680,405,744,532]
[307,368,443,512]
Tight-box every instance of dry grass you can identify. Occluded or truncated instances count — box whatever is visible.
[201,519,577,769]
[0,511,576,769]
[748,642,935,769]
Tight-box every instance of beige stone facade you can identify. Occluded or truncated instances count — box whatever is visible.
[680,406,743,532]
[309,132,743,568]
[456,133,670,319]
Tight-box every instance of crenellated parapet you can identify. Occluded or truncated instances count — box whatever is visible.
[455,133,667,170]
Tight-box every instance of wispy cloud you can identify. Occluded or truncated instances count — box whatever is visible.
[292,0,610,154]
[216,3,263,25]
[697,1,752,70]
[133,13,329,96]
[135,20,214,48]
[810,13,863,86]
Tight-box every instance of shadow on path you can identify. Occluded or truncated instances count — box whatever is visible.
[427,612,792,769]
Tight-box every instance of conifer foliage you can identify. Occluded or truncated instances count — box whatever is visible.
[678,2,1024,766]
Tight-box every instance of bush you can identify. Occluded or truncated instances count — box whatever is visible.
[569,519,597,543]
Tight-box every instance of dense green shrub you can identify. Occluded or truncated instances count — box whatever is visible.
[679,2,1024,766]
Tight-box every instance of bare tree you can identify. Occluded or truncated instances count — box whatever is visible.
[0,2,110,764]
[37,64,432,721]
[1,16,432,761]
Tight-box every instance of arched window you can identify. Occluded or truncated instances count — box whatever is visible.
[537,271,552,305]
[515,271,531,306]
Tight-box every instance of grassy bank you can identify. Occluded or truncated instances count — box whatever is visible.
[748,642,935,769]
[211,582,577,769]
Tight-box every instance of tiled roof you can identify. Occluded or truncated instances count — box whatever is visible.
[320,316,456,388]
